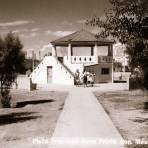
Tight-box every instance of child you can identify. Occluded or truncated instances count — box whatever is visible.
[83,71,87,87]
[74,69,80,86]
[87,72,95,87]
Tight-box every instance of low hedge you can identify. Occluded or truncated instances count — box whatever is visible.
[129,77,143,90]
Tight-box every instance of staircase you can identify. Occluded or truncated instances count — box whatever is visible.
[30,56,74,85]
[54,57,75,77]
[30,61,43,81]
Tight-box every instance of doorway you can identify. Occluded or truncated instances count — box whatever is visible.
[47,66,52,83]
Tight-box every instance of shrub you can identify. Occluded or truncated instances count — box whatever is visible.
[129,76,143,90]
[0,32,25,108]
[143,68,148,91]
[0,89,11,108]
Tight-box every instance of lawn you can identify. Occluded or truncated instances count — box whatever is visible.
[0,89,67,148]
[95,90,148,148]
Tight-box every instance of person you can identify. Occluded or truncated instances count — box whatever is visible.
[74,69,80,86]
[87,72,95,87]
[83,70,88,87]
[90,72,95,87]
[79,72,84,85]
[87,71,91,85]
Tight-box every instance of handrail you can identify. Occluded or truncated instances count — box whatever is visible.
[30,58,45,79]
[53,56,74,78]
[32,58,44,73]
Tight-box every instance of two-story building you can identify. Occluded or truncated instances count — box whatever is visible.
[30,29,114,85]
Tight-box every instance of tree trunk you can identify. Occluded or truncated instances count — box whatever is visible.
[0,79,3,108]
[0,93,3,108]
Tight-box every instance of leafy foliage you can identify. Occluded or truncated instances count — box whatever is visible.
[24,58,40,72]
[0,32,25,107]
[87,0,148,71]
[0,89,11,108]
[87,0,148,89]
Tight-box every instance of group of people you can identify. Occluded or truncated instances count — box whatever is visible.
[74,69,95,87]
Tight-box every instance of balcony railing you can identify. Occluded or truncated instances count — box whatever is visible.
[71,56,95,64]
[64,56,113,64]
[98,56,113,63]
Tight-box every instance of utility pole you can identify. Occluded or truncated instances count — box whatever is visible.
[39,50,41,61]
[32,50,35,71]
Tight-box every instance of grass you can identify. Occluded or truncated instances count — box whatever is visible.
[95,89,148,148]
[0,89,67,148]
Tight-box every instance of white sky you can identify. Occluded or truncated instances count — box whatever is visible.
[0,0,111,51]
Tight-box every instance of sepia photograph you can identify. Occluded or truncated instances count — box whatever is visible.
[0,0,148,147]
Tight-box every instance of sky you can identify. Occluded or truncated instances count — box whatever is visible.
[0,0,111,52]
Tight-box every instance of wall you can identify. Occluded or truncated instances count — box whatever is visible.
[63,56,84,73]
[52,60,74,85]
[114,72,131,81]
[13,75,36,90]
[85,63,113,83]
[31,56,74,85]
[99,63,113,83]
[31,56,54,84]
[97,46,108,56]
[72,47,92,56]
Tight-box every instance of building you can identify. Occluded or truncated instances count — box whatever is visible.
[30,29,114,85]
[113,43,129,72]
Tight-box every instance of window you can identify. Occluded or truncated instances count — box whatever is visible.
[72,47,91,56]
[101,68,110,75]
[97,46,108,56]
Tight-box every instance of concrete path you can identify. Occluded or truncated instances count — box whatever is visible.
[48,84,126,148]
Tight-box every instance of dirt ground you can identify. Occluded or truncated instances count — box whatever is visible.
[95,90,148,148]
[0,89,67,148]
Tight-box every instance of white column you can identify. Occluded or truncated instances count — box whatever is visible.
[32,50,35,70]
[68,43,71,63]
[94,43,98,63]
[112,62,114,83]
[108,44,113,56]
[52,45,56,57]
[111,45,114,83]
[39,50,41,60]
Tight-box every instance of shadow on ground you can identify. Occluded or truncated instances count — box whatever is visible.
[75,84,100,87]
[0,112,41,125]
[15,99,55,108]
[129,117,148,123]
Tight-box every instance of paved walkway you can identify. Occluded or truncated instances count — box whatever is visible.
[48,84,127,148]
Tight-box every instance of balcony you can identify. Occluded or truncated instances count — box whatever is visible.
[98,56,113,63]
[71,56,96,64]
[64,56,113,64]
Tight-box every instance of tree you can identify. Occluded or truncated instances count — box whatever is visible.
[0,32,25,107]
[87,0,148,89]
[24,58,40,72]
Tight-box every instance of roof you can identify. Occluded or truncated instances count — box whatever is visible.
[51,29,114,46]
